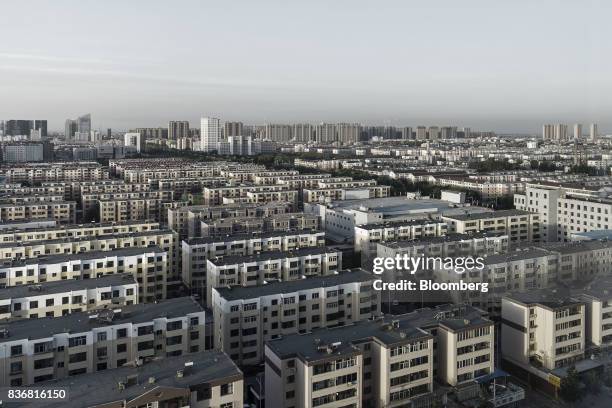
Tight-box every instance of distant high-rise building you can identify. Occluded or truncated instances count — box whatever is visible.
[427,126,439,140]
[590,123,598,141]
[416,126,427,140]
[5,120,47,138]
[462,127,471,138]
[168,121,190,140]
[401,127,413,140]
[293,124,314,143]
[131,127,167,139]
[124,132,144,153]
[440,126,457,139]
[224,121,243,137]
[542,124,554,140]
[264,124,292,142]
[573,123,582,139]
[336,123,361,144]
[315,123,336,143]
[77,114,91,134]
[554,124,568,141]
[107,128,112,139]
[201,117,221,152]
[65,119,77,139]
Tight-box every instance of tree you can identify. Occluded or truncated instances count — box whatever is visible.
[559,366,582,402]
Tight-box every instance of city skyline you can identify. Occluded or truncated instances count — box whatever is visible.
[1,0,611,133]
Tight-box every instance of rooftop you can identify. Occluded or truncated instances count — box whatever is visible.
[185,228,322,245]
[504,288,582,309]
[0,274,136,301]
[24,351,241,408]
[442,209,534,221]
[215,269,373,301]
[208,246,337,266]
[1,246,165,268]
[483,248,552,265]
[0,296,202,342]
[380,232,507,249]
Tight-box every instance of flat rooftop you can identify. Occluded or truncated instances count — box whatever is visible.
[0,274,136,301]
[25,351,241,408]
[379,232,507,249]
[215,269,373,301]
[185,228,322,245]
[356,218,447,230]
[2,246,165,268]
[208,246,337,266]
[0,228,175,249]
[266,317,431,362]
[442,209,534,221]
[325,196,455,214]
[504,288,582,309]
[483,248,552,265]
[0,296,202,342]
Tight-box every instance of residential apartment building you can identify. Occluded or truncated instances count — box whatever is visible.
[354,219,449,258]
[576,276,612,348]
[212,269,380,366]
[0,201,76,224]
[181,230,325,300]
[168,202,294,239]
[502,290,585,370]
[202,185,298,207]
[0,246,168,302]
[441,209,541,243]
[0,274,138,320]
[28,351,243,408]
[0,228,179,281]
[0,221,161,244]
[206,247,343,305]
[303,185,391,203]
[200,212,319,237]
[0,297,207,386]
[265,303,493,407]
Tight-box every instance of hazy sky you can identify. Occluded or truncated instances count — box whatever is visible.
[1,0,610,133]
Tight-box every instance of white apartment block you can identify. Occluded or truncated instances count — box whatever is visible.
[303,185,391,203]
[0,297,207,386]
[502,291,585,370]
[376,232,509,261]
[0,220,161,244]
[2,163,109,184]
[0,228,178,276]
[181,230,326,299]
[0,201,76,224]
[577,276,612,348]
[205,247,342,306]
[200,212,320,238]
[265,303,493,407]
[0,274,138,320]
[442,209,541,243]
[168,202,294,239]
[212,269,380,366]
[0,246,168,302]
[355,219,449,258]
[202,185,297,207]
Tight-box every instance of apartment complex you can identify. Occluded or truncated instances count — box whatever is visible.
[0,246,168,302]
[212,269,380,366]
[441,209,541,243]
[0,201,76,224]
[502,290,585,370]
[0,297,207,386]
[181,230,326,300]
[265,304,494,407]
[205,247,342,305]
[0,274,138,320]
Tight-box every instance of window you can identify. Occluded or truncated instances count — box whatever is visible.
[220,383,234,396]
